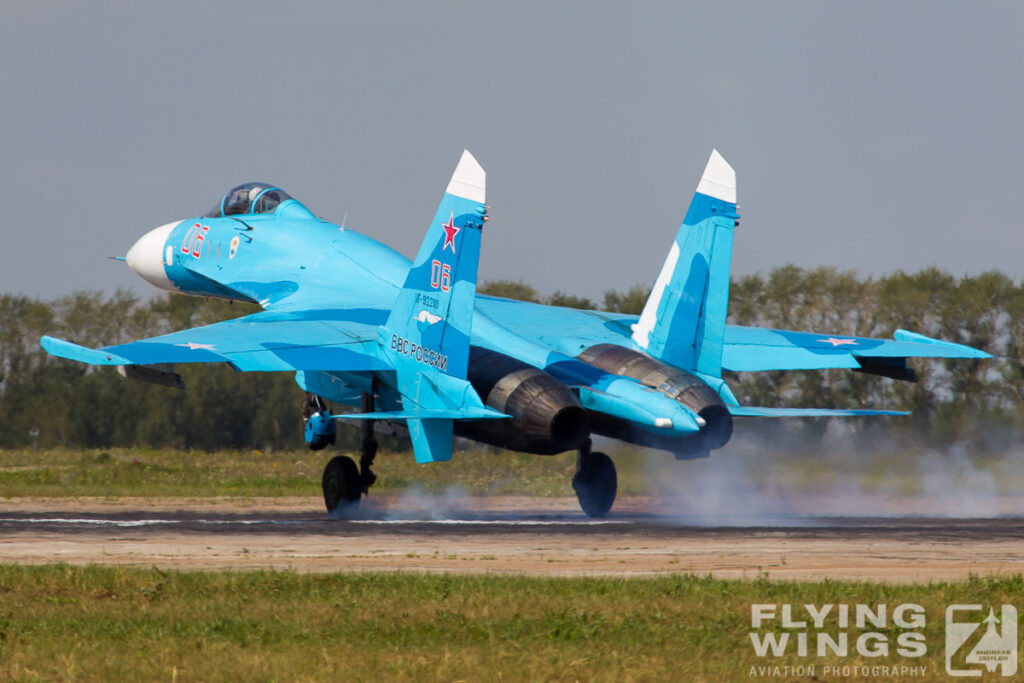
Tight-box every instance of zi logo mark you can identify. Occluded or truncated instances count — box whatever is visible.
[946,604,1017,677]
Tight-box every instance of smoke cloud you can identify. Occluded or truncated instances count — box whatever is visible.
[635,426,1024,526]
[352,484,477,521]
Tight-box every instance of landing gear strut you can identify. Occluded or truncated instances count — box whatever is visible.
[572,439,617,518]
[319,391,380,518]
[357,391,378,493]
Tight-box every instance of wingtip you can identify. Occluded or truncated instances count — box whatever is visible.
[445,149,486,204]
[696,148,736,204]
[893,328,993,358]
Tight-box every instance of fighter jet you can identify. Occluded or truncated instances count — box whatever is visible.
[41,150,990,517]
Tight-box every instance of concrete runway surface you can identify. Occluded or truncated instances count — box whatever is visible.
[1,497,1022,581]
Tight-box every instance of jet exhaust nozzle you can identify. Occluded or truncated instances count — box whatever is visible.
[456,347,590,454]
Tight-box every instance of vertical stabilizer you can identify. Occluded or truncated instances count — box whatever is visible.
[631,150,739,377]
[381,150,488,462]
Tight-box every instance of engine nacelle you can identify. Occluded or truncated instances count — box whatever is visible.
[456,347,590,454]
[577,343,733,453]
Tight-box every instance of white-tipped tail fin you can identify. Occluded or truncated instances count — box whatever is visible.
[381,149,491,463]
[631,149,739,377]
[694,149,736,203]
[444,149,486,203]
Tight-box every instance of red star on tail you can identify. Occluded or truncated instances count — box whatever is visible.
[441,212,460,254]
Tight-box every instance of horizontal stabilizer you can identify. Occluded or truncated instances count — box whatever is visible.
[728,406,909,418]
[333,407,508,421]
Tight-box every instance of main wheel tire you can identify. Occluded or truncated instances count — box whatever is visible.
[572,451,617,518]
[322,455,361,517]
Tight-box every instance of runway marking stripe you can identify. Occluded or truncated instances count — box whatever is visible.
[0,517,630,527]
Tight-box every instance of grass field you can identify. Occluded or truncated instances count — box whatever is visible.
[2,444,1022,502]
[3,447,1022,680]
[0,565,1018,682]
[0,446,594,499]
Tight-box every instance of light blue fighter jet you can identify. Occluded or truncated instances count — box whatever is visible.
[41,150,990,517]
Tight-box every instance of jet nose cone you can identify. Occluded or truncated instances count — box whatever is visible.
[126,221,179,291]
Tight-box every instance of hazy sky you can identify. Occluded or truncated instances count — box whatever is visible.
[3,1,1022,302]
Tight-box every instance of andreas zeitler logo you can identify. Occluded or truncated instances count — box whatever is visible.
[748,603,1019,678]
[946,604,1017,677]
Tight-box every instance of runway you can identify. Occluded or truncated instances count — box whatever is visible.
[1,497,1022,581]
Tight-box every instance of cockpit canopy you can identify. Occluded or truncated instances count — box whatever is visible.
[204,183,294,218]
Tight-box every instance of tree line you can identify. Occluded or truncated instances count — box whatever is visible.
[0,266,1019,453]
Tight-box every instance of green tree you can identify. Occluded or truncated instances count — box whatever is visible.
[478,280,541,302]
[546,292,596,310]
[0,265,1018,454]
[602,284,649,314]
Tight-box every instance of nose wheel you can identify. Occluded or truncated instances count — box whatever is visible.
[319,391,380,518]
[572,440,617,518]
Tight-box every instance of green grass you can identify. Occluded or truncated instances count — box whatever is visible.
[0,447,608,499]
[2,445,1022,502]
[0,565,1018,681]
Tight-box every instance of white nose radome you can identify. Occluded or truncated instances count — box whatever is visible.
[126,221,179,291]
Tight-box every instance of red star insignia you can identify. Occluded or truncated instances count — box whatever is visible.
[441,212,460,254]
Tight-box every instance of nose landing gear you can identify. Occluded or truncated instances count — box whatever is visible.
[356,392,378,494]
[310,392,380,518]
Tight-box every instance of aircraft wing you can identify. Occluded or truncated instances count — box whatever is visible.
[719,325,991,374]
[41,307,391,373]
[472,297,990,376]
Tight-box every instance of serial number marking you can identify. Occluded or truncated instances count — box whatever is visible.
[416,293,439,309]
[391,334,448,372]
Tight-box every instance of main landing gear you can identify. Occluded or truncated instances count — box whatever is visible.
[304,392,379,518]
[572,439,617,518]
[321,455,361,517]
